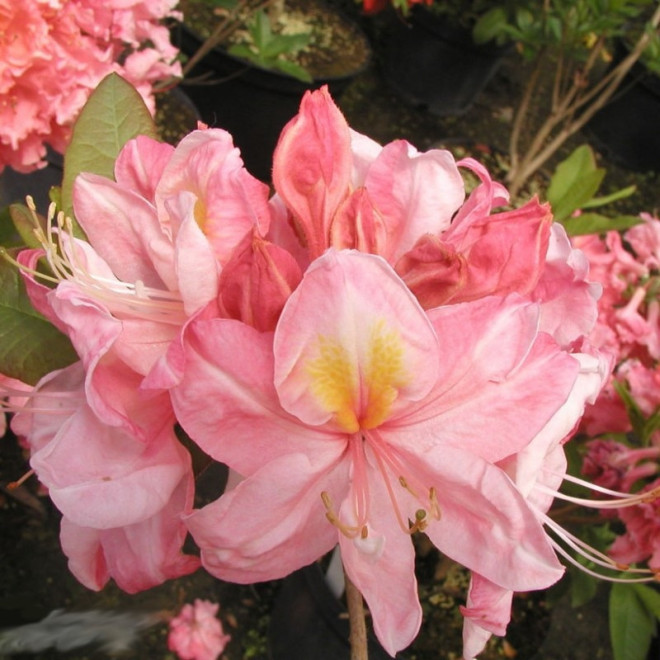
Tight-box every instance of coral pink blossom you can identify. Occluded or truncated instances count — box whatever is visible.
[0,0,181,172]
[168,600,230,660]
[169,249,602,655]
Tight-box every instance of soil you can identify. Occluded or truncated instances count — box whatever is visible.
[2,2,659,659]
[177,0,371,80]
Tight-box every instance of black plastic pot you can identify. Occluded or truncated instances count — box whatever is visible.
[381,7,510,117]
[171,7,370,182]
[268,563,405,660]
[586,55,660,172]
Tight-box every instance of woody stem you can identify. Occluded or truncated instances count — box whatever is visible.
[344,568,368,660]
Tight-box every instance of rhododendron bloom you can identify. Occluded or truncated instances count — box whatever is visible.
[168,599,230,660]
[9,362,198,593]
[169,249,601,655]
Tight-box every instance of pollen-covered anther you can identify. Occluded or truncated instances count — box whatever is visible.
[408,508,428,534]
[7,469,34,490]
[398,475,419,498]
[429,487,441,520]
[640,485,660,503]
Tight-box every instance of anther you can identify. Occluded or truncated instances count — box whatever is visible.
[429,487,441,520]
[7,469,34,490]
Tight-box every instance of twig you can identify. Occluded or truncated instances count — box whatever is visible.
[344,568,368,660]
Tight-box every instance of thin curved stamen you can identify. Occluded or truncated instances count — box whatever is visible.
[536,476,660,509]
[11,198,187,325]
[539,511,658,582]
[549,539,658,583]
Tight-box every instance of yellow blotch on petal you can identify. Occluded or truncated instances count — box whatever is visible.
[194,198,208,232]
[306,336,360,432]
[361,320,408,429]
[305,320,409,432]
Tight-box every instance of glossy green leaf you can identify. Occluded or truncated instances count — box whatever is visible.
[547,146,605,221]
[61,73,157,223]
[0,254,77,385]
[610,582,656,660]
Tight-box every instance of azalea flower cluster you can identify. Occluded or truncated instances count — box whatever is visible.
[0,0,181,173]
[5,87,658,659]
[574,214,660,572]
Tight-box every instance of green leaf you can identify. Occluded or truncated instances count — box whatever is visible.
[548,145,598,201]
[547,146,606,221]
[582,184,637,209]
[61,73,157,223]
[568,563,599,607]
[632,583,660,620]
[551,170,605,221]
[472,8,509,45]
[561,212,643,236]
[272,58,313,83]
[610,582,656,660]
[0,253,77,385]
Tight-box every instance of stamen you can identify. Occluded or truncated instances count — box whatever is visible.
[540,510,657,582]
[429,487,441,520]
[537,479,660,510]
[7,469,34,489]
[321,491,360,539]
[8,198,188,325]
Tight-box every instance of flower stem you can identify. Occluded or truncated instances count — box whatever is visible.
[344,568,368,660]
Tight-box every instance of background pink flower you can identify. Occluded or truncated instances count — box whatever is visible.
[0,0,181,173]
[168,600,231,660]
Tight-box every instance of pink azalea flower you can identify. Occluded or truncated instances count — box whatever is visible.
[169,249,601,655]
[625,213,660,271]
[272,88,600,350]
[168,600,230,660]
[9,362,199,593]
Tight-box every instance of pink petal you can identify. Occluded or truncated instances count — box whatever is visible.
[363,141,465,262]
[397,296,580,463]
[171,317,334,476]
[31,408,190,529]
[400,444,564,591]
[114,134,175,200]
[61,471,199,594]
[339,474,422,656]
[272,86,352,259]
[156,128,271,265]
[461,574,513,660]
[274,250,439,432]
[185,452,348,583]
[74,173,175,290]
